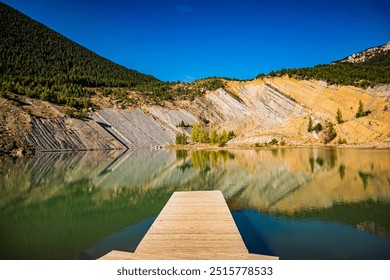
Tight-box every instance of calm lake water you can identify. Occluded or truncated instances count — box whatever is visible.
[1,147,389,260]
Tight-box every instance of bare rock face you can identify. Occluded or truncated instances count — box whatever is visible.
[147,106,198,135]
[91,108,201,148]
[92,108,176,148]
[26,117,126,151]
[23,107,199,152]
[233,83,305,129]
[206,88,250,120]
[174,82,306,136]
[3,75,389,153]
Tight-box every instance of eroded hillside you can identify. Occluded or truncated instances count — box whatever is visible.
[1,75,389,155]
[1,3,389,154]
[212,77,390,146]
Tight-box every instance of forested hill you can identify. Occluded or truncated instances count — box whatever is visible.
[0,2,157,105]
[259,42,390,88]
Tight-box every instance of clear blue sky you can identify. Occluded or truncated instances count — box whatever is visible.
[2,0,390,81]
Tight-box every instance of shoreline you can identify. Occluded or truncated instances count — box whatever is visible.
[167,142,390,151]
[1,142,390,158]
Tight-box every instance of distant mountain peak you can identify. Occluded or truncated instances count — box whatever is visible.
[338,41,390,64]
[0,2,158,88]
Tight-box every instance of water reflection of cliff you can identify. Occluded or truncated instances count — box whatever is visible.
[2,148,389,213]
[1,147,390,259]
[181,148,390,214]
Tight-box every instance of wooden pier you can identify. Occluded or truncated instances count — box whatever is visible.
[99,190,278,260]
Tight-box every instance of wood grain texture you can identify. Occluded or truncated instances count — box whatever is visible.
[99,190,278,260]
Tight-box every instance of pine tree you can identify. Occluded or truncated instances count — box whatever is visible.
[198,125,209,143]
[209,128,218,144]
[314,123,323,132]
[219,130,229,144]
[307,116,313,132]
[190,124,199,142]
[336,108,343,123]
[228,131,235,140]
[324,122,337,144]
[356,100,365,118]
[175,132,187,145]
[355,100,371,118]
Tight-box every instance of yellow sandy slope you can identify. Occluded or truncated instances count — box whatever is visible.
[223,76,390,147]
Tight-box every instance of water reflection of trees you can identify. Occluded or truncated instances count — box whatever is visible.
[308,148,338,173]
[359,171,374,189]
[190,150,234,170]
[175,150,188,161]
[339,164,346,180]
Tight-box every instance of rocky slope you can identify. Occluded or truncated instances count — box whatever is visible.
[338,41,390,64]
[1,75,389,154]
[220,77,390,146]
[176,76,389,147]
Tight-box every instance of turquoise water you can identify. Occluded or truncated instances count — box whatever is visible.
[1,148,389,259]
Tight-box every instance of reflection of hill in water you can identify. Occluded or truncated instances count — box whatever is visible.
[1,148,389,212]
[1,147,389,258]
[175,149,390,215]
[0,150,123,208]
[0,150,173,259]
[93,149,177,188]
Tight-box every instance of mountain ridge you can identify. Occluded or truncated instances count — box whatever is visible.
[337,42,390,64]
[0,2,157,84]
[262,42,390,88]
[0,2,158,111]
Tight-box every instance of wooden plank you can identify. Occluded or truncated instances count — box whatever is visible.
[98,250,136,260]
[146,221,240,233]
[99,250,278,260]
[98,250,185,260]
[138,233,244,241]
[155,214,233,221]
[99,190,279,260]
[135,191,254,257]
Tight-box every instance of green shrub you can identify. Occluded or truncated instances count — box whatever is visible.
[336,108,343,123]
[10,100,20,106]
[218,141,227,147]
[78,108,89,119]
[324,122,337,144]
[314,123,323,132]
[175,132,187,145]
[190,123,235,145]
[270,138,278,145]
[209,128,218,144]
[64,107,74,117]
[307,116,313,132]
[177,120,191,128]
[338,138,347,144]
[308,116,322,132]
[203,79,224,91]
[356,100,371,118]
